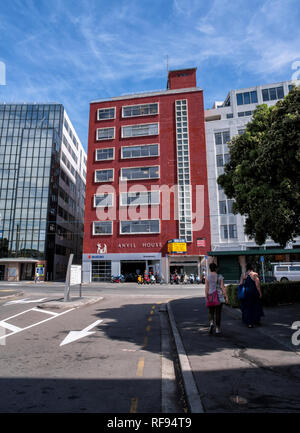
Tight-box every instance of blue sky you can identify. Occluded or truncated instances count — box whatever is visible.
[0,0,299,150]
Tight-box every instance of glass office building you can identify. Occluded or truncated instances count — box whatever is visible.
[0,103,86,281]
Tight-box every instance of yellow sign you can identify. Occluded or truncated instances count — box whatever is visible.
[168,242,187,253]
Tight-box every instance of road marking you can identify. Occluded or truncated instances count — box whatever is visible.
[146,325,151,333]
[0,307,75,342]
[0,326,6,346]
[136,358,144,377]
[0,321,21,333]
[4,298,47,306]
[130,397,138,413]
[148,317,152,322]
[31,307,58,316]
[60,320,103,346]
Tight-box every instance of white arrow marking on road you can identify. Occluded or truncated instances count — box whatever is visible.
[4,298,47,306]
[60,320,103,346]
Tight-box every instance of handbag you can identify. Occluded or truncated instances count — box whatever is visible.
[238,284,246,300]
[217,289,226,303]
[206,290,220,307]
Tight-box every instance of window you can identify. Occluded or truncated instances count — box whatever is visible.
[276,266,288,272]
[219,201,227,214]
[227,200,234,214]
[221,224,237,239]
[97,107,116,120]
[121,166,159,180]
[120,191,160,206]
[214,130,230,146]
[262,86,284,101]
[122,103,158,118]
[121,123,159,138]
[97,127,115,140]
[95,147,114,161]
[120,219,160,234]
[229,224,237,238]
[121,144,159,159]
[94,169,114,183]
[236,91,258,105]
[238,129,246,135]
[93,221,113,235]
[94,193,113,207]
[226,113,233,118]
[216,155,224,167]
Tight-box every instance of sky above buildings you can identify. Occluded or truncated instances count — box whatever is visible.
[0,0,299,150]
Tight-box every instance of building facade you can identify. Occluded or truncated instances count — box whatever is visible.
[0,103,86,281]
[83,68,211,283]
[205,80,300,281]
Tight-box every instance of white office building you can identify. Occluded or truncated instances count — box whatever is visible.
[205,80,300,281]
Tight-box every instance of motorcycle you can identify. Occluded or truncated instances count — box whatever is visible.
[189,273,195,284]
[150,274,156,284]
[195,275,201,284]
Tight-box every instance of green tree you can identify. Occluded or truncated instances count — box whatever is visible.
[218,86,300,247]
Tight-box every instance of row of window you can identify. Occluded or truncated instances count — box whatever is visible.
[96,123,159,141]
[93,191,160,207]
[93,219,160,235]
[236,85,286,106]
[94,166,160,183]
[95,144,159,161]
[64,117,79,150]
[97,103,159,121]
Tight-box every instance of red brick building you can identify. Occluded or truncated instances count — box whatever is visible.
[82,68,211,282]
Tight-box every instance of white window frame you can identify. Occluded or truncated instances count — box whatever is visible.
[96,127,115,141]
[119,219,160,235]
[120,165,160,181]
[93,193,114,208]
[121,123,159,138]
[95,147,115,161]
[120,190,160,206]
[122,102,159,118]
[93,221,113,235]
[94,168,114,183]
[121,143,159,159]
[97,107,116,121]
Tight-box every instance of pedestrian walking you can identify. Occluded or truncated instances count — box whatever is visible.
[205,263,228,335]
[239,263,264,328]
[34,271,39,283]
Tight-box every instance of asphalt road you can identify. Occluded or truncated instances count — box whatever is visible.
[0,284,193,413]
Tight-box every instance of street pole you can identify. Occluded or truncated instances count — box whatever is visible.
[64,253,74,302]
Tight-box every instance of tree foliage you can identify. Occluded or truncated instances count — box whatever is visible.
[218,86,300,247]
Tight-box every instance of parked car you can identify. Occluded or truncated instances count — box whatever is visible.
[259,275,277,283]
[273,263,300,282]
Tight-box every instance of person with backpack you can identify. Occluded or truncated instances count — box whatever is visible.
[205,263,228,335]
[239,263,264,328]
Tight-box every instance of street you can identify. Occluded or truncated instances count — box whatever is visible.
[1,282,300,413]
[0,283,200,413]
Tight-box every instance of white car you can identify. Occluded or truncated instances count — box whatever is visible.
[273,263,300,282]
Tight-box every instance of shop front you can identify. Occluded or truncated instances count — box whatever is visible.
[82,253,162,283]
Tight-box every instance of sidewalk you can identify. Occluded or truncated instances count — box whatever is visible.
[168,296,300,413]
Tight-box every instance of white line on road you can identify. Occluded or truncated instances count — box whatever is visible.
[4,298,47,306]
[0,307,75,342]
[60,320,103,346]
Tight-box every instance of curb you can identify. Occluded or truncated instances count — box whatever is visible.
[0,291,24,301]
[167,302,205,413]
[36,296,104,310]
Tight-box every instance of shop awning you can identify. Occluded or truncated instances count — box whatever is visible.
[207,248,300,256]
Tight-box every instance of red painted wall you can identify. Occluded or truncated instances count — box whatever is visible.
[84,73,211,257]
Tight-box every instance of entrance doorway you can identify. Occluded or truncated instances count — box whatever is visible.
[20,263,35,280]
[0,265,5,281]
[121,261,146,282]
